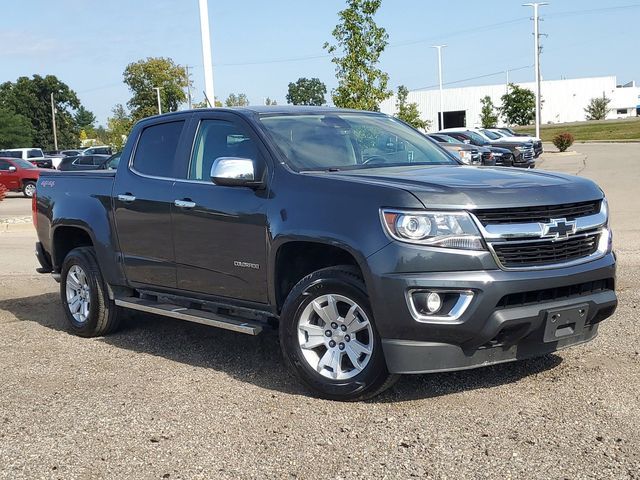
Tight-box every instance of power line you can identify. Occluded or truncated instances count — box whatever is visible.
[412,65,532,91]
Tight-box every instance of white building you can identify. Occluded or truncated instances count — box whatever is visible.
[380,75,640,131]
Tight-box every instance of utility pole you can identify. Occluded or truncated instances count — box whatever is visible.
[50,93,58,151]
[198,0,215,107]
[432,45,446,130]
[523,2,548,139]
[185,65,193,109]
[153,87,162,114]
[505,69,509,95]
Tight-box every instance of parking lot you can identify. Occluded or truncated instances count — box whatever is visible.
[1,143,639,479]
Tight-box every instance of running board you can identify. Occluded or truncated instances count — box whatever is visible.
[115,297,263,335]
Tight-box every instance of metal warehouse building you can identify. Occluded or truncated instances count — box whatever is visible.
[380,75,640,131]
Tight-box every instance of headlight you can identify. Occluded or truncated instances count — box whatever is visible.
[381,210,486,250]
[458,150,472,164]
[492,152,503,157]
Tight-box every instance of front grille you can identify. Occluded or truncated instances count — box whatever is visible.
[496,278,614,309]
[474,200,601,225]
[493,233,600,268]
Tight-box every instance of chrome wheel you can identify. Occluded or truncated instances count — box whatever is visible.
[65,265,91,324]
[24,183,36,197]
[297,294,374,380]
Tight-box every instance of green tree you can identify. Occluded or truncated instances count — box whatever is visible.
[323,0,391,111]
[479,96,499,128]
[286,77,327,106]
[123,57,189,122]
[225,93,250,107]
[106,104,133,151]
[265,97,278,106]
[0,75,81,149]
[0,108,34,149]
[394,85,428,130]
[500,83,536,126]
[74,106,96,131]
[584,94,611,120]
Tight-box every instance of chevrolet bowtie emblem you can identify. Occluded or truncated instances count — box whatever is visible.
[541,218,577,239]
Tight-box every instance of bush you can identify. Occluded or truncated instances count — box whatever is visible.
[553,132,574,152]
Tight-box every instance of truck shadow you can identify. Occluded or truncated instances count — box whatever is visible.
[0,292,563,402]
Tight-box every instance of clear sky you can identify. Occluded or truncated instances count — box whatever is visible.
[2,0,638,125]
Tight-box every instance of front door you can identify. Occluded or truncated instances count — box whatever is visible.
[0,159,20,191]
[171,113,270,303]
[113,119,188,288]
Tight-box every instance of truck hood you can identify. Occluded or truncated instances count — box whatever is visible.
[324,165,603,209]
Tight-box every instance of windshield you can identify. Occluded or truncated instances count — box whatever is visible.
[12,158,36,169]
[481,130,501,140]
[465,131,488,145]
[259,113,457,171]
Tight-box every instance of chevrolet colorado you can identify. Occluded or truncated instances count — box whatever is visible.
[34,107,617,401]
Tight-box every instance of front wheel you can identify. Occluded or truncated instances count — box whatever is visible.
[279,266,398,401]
[22,181,36,198]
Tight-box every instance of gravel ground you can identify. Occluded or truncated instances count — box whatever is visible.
[0,143,639,479]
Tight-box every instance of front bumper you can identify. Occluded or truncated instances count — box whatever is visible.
[366,246,617,374]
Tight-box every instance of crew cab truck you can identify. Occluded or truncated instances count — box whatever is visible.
[0,156,42,197]
[34,107,617,401]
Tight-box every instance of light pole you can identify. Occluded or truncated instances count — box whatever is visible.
[432,45,446,130]
[523,2,548,139]
[198,0,215,107]
[153,87,162,114]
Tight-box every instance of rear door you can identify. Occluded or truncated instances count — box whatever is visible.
[171,112,271,303]
[0,159,20,190]
[113,118,190,288]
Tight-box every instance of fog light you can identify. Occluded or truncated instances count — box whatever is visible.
[426,292,442,313]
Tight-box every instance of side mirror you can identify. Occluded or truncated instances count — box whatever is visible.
[463,139,471,144]
[8,166,17,172]
[210,157,262,188]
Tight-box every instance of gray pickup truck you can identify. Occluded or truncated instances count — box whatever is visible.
[33,107,617,400]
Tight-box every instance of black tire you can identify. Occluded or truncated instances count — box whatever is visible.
[60,247,121,337]
[22,181,36,198]
[279,266,398,401]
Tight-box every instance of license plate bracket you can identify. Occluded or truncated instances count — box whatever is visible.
[543,304,589,343]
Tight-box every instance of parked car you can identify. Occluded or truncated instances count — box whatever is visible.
[441,130,534,168]
[486,129,543,157]
[34,106,617,401]
[0,156,42,197]
[100,152,121,170]
[428,133,501,166]
[0,148,53,169]
[57,154,111,171]
[426,134,483,165]
[81,145,112,156]
[60,150,84,157]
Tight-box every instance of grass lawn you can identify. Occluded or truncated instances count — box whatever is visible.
[513,117,640,142]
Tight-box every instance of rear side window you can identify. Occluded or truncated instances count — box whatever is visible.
[133,121,184,178]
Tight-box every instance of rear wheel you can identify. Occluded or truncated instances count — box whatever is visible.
[22,181,36,198]
[279,266,398,401]
[60,247,121,337]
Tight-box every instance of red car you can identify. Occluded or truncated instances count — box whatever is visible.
[0,157,43,198]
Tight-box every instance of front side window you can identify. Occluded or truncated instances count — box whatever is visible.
[260,113,455,171]
[75,156,94,165]
[11,158,36,169]
[133,121,184,178]
[481,130,501,139]
[188,119,259,181]
[0,160,11,171]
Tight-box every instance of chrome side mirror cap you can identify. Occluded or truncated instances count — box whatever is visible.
[210,157,261,188]
[8,166,17,172]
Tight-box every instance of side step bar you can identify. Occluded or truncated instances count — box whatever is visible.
[115,297,263,335]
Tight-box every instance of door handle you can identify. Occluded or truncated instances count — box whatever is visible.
[174,199,196,209]
[117,194,136,203]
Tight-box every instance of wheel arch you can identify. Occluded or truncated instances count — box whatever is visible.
[270,238,374,313]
